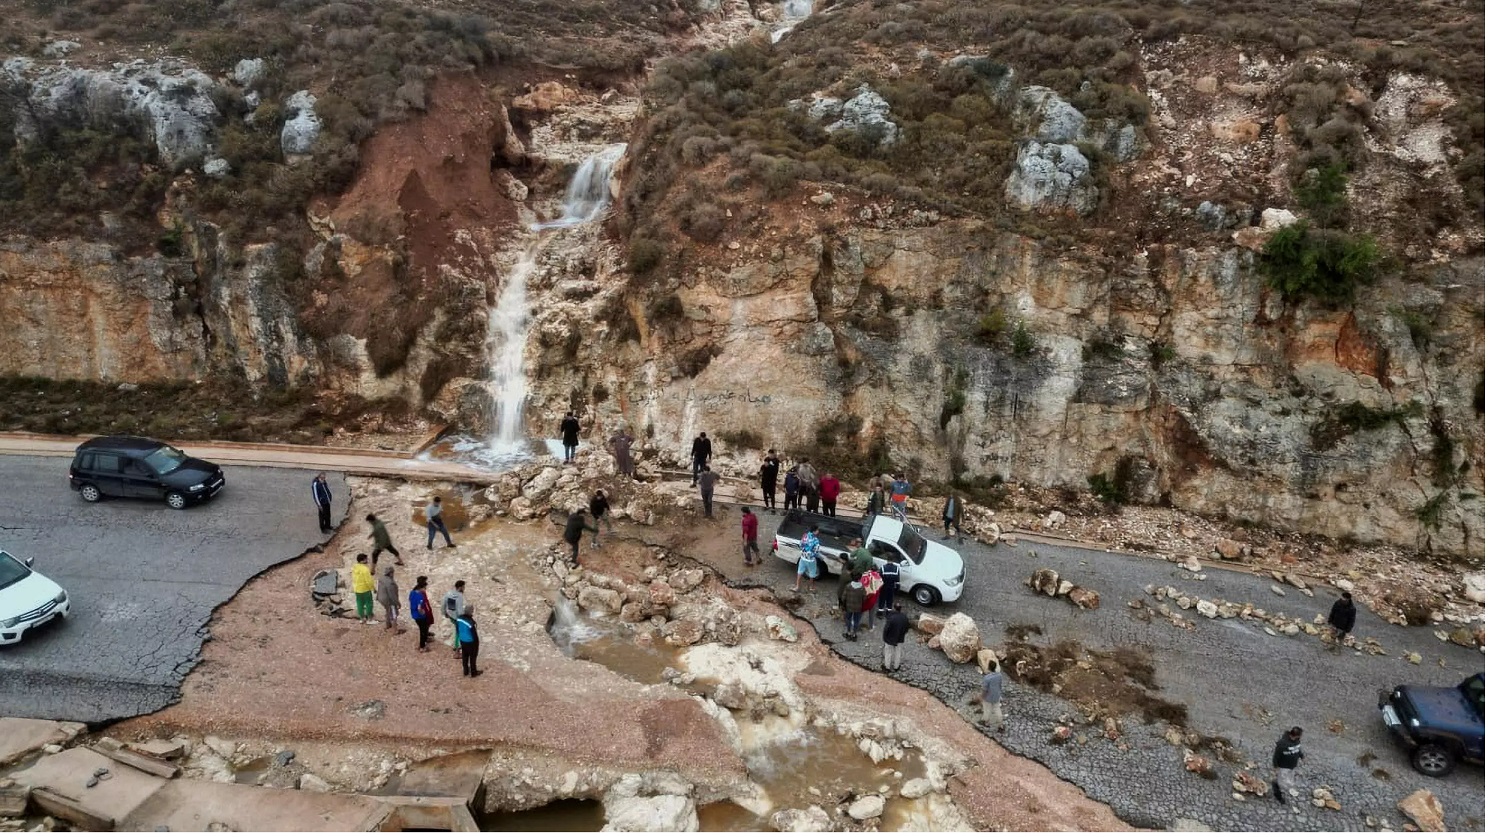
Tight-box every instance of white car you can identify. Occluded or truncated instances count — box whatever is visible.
[0,549,69,645]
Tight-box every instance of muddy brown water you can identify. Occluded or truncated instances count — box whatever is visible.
[478,797,606,831]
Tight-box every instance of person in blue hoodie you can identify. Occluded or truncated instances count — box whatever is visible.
[455,606,481,677]
[409,576,434,652]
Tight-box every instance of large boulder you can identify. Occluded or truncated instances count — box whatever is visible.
[661,618,705,647]
[1017,85,1086,143]
[522,466,563,503]
[604,794,697,831]
[1463,571,1485,604]
[281,90,322,157]
[577,584,624,615]
[824,86,900,146]
[765,615,799,642]
[847,795,886,821]
[1029,568,1061,597]
[938,613,981,664]
[1004,141,1098,214]
[1397,789,1445,832]
[770,807,832,832]
[916,613,947,635]
[1067,587,1101,610]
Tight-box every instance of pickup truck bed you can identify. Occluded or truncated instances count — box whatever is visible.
[773,509,872,562]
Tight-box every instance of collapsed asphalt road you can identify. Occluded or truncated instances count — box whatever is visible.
[725,506,1484,831]
[0,456,346,723]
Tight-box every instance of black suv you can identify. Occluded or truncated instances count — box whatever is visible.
[69,436,226,509]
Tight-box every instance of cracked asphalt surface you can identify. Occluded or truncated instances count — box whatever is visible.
[734,508,1485,831]
[0,456,345,723]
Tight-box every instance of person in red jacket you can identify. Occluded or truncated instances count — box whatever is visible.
[819,472,841,517]
[740,507,761,566]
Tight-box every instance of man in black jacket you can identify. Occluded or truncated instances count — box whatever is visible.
[562,509,598,564]
[759,450,781,511]
[690,432,712,486]
[1271,727,1304,803]
[882,604,910,671]
[1326,591,1356,647]
[560,412,581,462]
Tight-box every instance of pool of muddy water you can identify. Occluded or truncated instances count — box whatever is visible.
[478,797,607,831]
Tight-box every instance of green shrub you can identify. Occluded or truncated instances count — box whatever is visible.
[1260,223,1380,307]
[628,238,665,274]
[1295,161,1349,228]
[1150,342,1177,367]
[1088,457,1137,506]
[1416,490,1449,530]
[1011,321,1037,358]
[974,310,1006,345]
[717,428,764,450]
[1310,400,1422,448]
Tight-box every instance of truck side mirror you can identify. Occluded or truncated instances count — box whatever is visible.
[24,557,34,567]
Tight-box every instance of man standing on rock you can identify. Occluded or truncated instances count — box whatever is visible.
[977,659,1006,732]
[425,495,456,550]
[1326,591,1356,648]
[1271,727,1304,803]
[819,471,841,517]
[889,473,912,517]
[797,459,820,513]
[759,450,781,511]
[690,432,713,486]
[376,565,401,632]
[560,411,581,463]
[698,464,720,518]
[882,603,909,671]
[351,554,376,625]
[741,506,761,566]
[410,576,434,652]
[609,427,636,479]
[442,580,466,659]
[455,605,481,677]
[311,472,333,533]
[589,489,613,548]
[563,508,598,564]
[367,513,402,567]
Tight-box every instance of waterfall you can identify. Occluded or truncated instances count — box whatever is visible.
[534,143,627,230]
[771,0,813,43]
[486,143,627,454]
[549,597,604,655]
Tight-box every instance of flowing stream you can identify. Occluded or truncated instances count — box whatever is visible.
[771,0,814,43]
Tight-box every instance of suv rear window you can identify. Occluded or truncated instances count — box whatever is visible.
[93,453,122,473]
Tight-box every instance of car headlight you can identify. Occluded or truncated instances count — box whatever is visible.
[945,576,961,587]
[53,591,67,605]
[189,483,206,492]
[1,617,17,629]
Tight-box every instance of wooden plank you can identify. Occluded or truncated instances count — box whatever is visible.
[29,787,115,831]
[88,745,180,779]
[410,423,452,456]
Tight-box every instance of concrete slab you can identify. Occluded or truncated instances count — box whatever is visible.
[9,747,166,823]
[0,718,84,766]
[379,749,490,807]
[120,780,390,832]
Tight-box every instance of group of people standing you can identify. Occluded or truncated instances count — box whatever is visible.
[349,552,483,676]
[757,450,846,516]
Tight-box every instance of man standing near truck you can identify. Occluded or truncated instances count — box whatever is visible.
[793,524,821,593]
[691,432,712,486]
[878,557,900,615]
[840,575,866,640]
[741,507,761,566]
[889,474,912,516]
[819,471,841,517]
[797,459,820,513]
[759,450,781,511]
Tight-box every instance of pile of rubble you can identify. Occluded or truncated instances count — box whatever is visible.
[309,569,351,618]
[1027,568,1102,609]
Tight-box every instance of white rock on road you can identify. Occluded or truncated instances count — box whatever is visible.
[937,613,981,664]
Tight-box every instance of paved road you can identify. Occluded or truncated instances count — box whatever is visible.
[724,507,1484,831]
[0,456,346,723]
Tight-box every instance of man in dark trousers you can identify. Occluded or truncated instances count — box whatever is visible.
[878,557,900,615]
[311,472,333,532]
[741,506,761,566]
[409,575,434,652]
[690,432,712,486]
[882,603,910,671]
[563,508,598,564]
[1326,591,1356,647]
[759,450,781,511]
[367,513,402,567]
[1271,727,1304,803]
[796,459,820,513]
[560,411,581,463]
[455,605,481,677]
[942,492,965,542]
[698,464,721,518]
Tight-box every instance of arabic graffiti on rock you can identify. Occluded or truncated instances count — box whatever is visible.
[631,388,774,406]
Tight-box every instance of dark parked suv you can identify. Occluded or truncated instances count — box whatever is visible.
[69,436,226,509]
[1379,672,1485,777]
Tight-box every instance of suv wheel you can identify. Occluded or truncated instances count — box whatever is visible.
[79,484,102,503]
[165,491,188,510]
[912,584,940,607]
[1412,742,1456,777]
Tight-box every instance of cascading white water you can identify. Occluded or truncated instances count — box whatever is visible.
[771,0,813,43]
[534,143,627,230]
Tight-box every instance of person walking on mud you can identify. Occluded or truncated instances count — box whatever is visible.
[882,603,909,672]
[311,472,333,533]
[455,605,482,677]
[376,565,402,632]
[741,506,761,566]
[759,450,781,511]
[367,513,402,567]
[425,495,456,550]
[698,464,720,518]
[690,432,713,486]
[609,427,636,479]
[1326,591,1356,648]
[409,575,435,652]
[796,459,820,513]
[560,411,581,463]
[442,580,467,659]
[563,508,598,564]
[1271,727,1304,803]
[351,553,376,625]
[589,489,613,548]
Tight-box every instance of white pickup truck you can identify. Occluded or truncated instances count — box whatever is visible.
[771,510,964,606]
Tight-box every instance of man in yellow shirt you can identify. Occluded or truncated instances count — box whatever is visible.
[352,553,376,625]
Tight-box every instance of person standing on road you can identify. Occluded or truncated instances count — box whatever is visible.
[977,660,1006,731]
[367,513,402,567]
[878,558,900,615]
[783,467,801,511]
[1271,727,1304,803]
[794,524,821,593]
[588,489,613,547]
[889,474,912,516]
[442,580,466,659]
[865,479,885,519]
[351,554,376,625]
[741,506,761,566]
[797,459,820,513]
[312,472,333,533]
[560,411,581,463]
[690,432,713,486]
[376,565,401,632]
[819,472,841,517]
[882,603,909,671]
[942,492,964,542]
[425,496,456,550]
[410,576,434,652]
[861,567,883,631]
[759,450,781,511]
[609,427,636,479]
[840,575,866,640]
[698,464,720,518]
[455,605,481,677]
[563,508,598,564]
[1326,591,1356,647]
